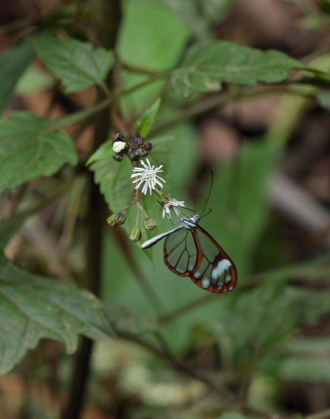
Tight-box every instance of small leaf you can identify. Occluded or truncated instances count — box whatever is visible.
[0,257,114,374]
[172,40,304,96]
[86,140,114,165]
[29,36,113,93]
[0,111,78,193]
[0,41,35,115]
[133,98,161,137]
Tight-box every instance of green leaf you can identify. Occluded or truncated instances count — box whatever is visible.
[280,358,330,383]
[0,111,78,193]
[91,155,133,222]
[154,0,236,40]
[172,40,304,96]
[0,41,35,115]
[0,257,114,374]
[133,98,161,137]
[216,414,249,419]
[287,337,330,356]
[29,36,113,93]
[118,0,190,115]
[15,66,54,95]
[86,140,114,165]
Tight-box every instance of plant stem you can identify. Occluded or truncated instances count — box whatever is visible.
[62,1,122,418]
[62,104,108,419]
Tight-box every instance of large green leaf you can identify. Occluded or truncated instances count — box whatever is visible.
[0,112,78,193]
[118,0,190,115]
[154,0,237,40]
[172,40,304,96]
[0,257,114,374]
[0,41,35,115]
[29,36,113,93]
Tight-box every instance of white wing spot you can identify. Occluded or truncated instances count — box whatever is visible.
[202,277,210,288]
[211,259,231,280]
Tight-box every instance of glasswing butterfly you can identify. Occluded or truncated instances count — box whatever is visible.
[141,213,237,294]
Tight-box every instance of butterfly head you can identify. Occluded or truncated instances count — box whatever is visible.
[180,214,201,229]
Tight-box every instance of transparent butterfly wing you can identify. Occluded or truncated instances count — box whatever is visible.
[190,226,237,293]
[164,226,237,294]
[164,228,200,276]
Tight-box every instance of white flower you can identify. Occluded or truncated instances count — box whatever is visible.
[131,159,166,195]
[162,198,185,219]
[113,140,128,154]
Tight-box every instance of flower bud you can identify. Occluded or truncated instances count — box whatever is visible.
[107,213,126,226]
[113,153,123,162]
[113,140,128,154]
[140,150,148,157]
[144,217,157,231]
[144,142,152,151]
[113,133,125,142]
[129,227,142,242]
[135,136,144,146]
[129,149,140,161]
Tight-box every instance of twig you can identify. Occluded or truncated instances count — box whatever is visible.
[114,327,281,419]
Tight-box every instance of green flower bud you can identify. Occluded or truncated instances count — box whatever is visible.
[107,213,126,226]
[144,217,157,231]
[129,227,142,242]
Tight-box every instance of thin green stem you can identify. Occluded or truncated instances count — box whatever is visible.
[151,85,318,136]
[122,61,164,76]
[49,95,113,131]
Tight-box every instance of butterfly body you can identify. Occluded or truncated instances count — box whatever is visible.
[142,215,237,294]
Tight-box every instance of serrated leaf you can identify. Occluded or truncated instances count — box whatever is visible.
[133,98,161,137]
[0,257,114,374]
[29,36,113,93]
[86,140,114,165]
[0,112,78,193]
[0,41,35,115]
[171,41,304,96]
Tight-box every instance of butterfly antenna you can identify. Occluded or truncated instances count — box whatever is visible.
[201,171,214,216]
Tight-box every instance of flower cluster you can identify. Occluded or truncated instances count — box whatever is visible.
[112,133,152,162]
[107,131,186,242]
[131,159,165,195]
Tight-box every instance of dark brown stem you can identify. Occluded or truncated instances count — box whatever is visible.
[62,2,122,418]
